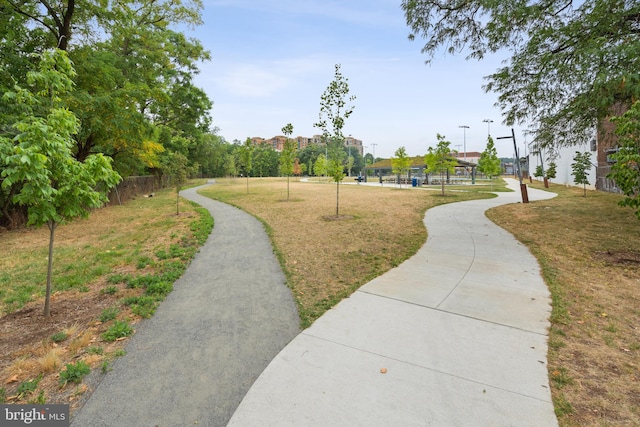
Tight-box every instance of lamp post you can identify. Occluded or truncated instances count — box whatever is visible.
[347,138,351,177]
[362,145,368,183]
[497,129,529,203]
[482,119,493,137]
[458,125,469,162]
[459,125,469,176]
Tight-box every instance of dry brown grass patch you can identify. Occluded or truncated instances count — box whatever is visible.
[199,178,491,327]
[37,349,63,374]
[68,330,93,355]
[487,180,640,426]
[81,354,103,366]
[3,358,39,383]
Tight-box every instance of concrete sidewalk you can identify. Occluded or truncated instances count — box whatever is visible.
[71,183,299,427]
[228,178,559,426]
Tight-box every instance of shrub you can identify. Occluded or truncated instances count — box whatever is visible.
[123,296,158,318]
[59,361,90,386]
[101,320,133,342]
[17,376,41,398]
[145,281,173,297]
[99,307,119,322]
[50,332,67,343]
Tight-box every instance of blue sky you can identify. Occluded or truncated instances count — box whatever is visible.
[185,0,527,159]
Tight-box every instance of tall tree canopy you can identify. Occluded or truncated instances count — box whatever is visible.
[402,0,640,150]
[609,101,640,218]
[1,0,212,176]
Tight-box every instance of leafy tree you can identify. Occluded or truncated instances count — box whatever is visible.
[534,165,545,179]
[533,154,555,187]
[160,151,189,214]
[325,138,346,208]
[402,1,640,151]
[546,162,557,180]
[350,149,365,175]
[238,138,254,193]
[279,123,296,201]
[297,144,321,173]
[364,153,374,165]
[253,144,279,178]
[191,133,227,177]
[363,153,374,177]
[424,134,458,196]
[571,151,592,197]
[293,158,303,178]
[3,0,212,175]
[314,64,356,216]
[477,136,502,188]
[314,154,328,178]
[0,49,120,318]
[608,101,640,219]
[224,152,237,180]
[307,158,313,177]
[391,146,412,189]
[346,154,355,177]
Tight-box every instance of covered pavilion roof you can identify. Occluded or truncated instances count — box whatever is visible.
[368,157,477,170]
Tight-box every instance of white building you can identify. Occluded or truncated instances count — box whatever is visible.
[526,140,597,190]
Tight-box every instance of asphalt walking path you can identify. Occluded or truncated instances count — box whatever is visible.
[71,182,300,427]
[228,178,559,426]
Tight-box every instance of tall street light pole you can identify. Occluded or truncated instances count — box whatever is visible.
[459,125,469,176]
[347,138,351,177]
[370,143,377,161]
[497,129,529,203]
[482,119,493,137]
[458,125,469,162]
[363,145,368,182]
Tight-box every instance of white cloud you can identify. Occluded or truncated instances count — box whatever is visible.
[192,1,527,159]
[216,65,288,97]
[204,0,404,28]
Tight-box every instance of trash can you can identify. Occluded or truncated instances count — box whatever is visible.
[412,177,417,187]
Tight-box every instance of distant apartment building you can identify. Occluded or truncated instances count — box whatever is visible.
[251,134,363,155]
[345,136,363,156]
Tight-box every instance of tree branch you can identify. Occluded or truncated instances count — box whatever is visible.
[6,0,59,42]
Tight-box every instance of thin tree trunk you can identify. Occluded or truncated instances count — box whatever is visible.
[176,187,180,215]
[287,175,290,201]
[336,181,340,216]
[44,220,57,318]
